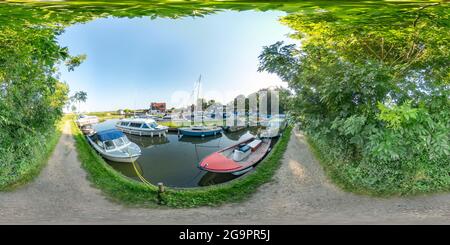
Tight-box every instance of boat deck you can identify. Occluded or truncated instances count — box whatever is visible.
[200,138,271,173]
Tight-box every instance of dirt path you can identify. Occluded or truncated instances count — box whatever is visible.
[1,121,450,224]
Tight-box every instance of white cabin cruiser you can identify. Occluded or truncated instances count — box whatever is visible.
[76,115,99,127]
[115,118,169,137]
[87,129,141,163]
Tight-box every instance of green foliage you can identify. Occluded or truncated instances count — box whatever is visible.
[0,119,64,190]
[0,20,83,188]
[368,102,450,162]
[377,101,419,129]
[66,54,87,72]
[259,4,450,195]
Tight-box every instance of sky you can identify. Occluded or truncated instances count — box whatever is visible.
[57,10,293,112]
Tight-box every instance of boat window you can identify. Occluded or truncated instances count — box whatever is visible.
[149,122,158,128]
[104,140,115,150]
[121,122,129,126]
[113,137,125,147]
[141,124,149,128]
[130,123,142,128]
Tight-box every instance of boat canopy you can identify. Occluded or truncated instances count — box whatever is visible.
[97,129,125,141]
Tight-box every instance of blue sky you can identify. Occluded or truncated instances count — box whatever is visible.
[58,10,293,112]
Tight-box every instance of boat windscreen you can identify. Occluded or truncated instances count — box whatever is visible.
[122,136,130,144]
[113,138,125,147]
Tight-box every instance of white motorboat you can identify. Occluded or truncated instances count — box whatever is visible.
[115,118,169,137]
[87,129,141,163]
[76,115,99,127]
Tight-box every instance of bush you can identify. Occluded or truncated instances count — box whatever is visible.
[259,6,450,195]
[0,122,63,190]
[0,23,83,188]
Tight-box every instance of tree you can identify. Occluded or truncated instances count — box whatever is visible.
[259,4,449,162]
[71,91,88,113]
[0,16,85,187]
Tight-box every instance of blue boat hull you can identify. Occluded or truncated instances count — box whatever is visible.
[179,128,222,137]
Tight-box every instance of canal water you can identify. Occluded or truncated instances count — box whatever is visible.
[93,119,267,187]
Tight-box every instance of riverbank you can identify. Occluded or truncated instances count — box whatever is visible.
[307,135,450,197]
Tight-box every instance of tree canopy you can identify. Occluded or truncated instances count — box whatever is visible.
[0,6,85,188]
[259,3,449,194]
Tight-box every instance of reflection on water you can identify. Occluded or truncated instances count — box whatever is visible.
[93,119,260,187]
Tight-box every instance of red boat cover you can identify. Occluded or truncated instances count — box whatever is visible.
[200,152,242,172]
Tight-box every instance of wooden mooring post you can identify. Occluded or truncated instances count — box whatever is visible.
[157,182,165,205]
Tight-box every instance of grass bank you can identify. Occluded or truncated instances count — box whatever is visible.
[72,119,292,208]
[307,135,450,197]
[85,112,124,122]
[0,117,65,191]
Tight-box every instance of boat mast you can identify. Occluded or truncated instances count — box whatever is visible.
[197,75,204,125]
[191,75,203,125]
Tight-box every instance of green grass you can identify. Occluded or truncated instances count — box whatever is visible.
[0,117,65,191]
[306,135,450,197]
[72,118,292,208]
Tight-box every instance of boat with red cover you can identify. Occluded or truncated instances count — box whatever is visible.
[199,137,271,175]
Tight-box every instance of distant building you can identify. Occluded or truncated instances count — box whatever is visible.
[150,102,166,113]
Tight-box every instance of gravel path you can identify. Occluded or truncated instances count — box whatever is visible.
[1,121,450,224]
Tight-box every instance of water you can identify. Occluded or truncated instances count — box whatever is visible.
[93,119,265,187]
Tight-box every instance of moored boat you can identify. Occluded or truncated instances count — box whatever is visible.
[115,118,169,137]
[260,127,280,138]
[223,125,246,132]
[178,125,222,137]
[199,137,271,174]
[80,124,95,136]
[87,129,141,163]
[260,117,288,138]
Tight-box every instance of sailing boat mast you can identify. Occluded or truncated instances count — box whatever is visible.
[190,75,201,106]
[196,75,201,105]
[195,75,203,124]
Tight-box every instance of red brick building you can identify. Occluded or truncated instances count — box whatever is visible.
[150,102,166,113]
